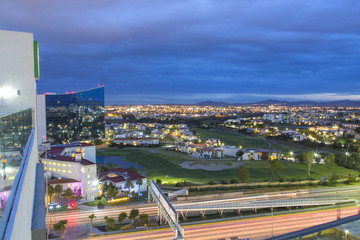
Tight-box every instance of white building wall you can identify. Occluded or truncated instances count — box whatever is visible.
[0,30,39,240]
[37,94,46,144]
[220,146,239,157]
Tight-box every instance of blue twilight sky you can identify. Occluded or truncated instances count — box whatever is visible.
[1,0,360,104]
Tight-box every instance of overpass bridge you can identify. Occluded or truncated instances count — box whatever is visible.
[148,179,353,239]
[174,197,351,219]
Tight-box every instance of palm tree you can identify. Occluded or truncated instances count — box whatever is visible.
[48,185,55,204]
[125,178,133,196]
[54,184,63,201]
[104,216,109,231]
[53,220,67,238]
[136,177,143,193]
[107,186,119,201]
[89,214,96,234]
[64,188,74,201]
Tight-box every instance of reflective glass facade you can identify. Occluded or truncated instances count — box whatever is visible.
[46,87,105,143]
[0,108,33,210]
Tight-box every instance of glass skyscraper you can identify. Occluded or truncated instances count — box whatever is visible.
[45,86,105,143]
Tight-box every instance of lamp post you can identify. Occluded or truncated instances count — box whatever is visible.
[345,229,349,240]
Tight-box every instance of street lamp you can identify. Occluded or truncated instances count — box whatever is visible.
[345,229,349,240]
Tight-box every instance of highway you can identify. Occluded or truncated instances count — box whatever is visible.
[91,206,359,240]
[51,186,360,225]
[50,186,360,239]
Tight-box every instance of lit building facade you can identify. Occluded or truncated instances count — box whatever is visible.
[40,143,98,200]
[45,87,105,144]
[0,30,45,239]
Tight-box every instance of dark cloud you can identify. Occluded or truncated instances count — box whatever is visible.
[0,0,359,103]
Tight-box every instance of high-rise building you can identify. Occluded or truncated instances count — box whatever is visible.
[0,30,45,239]
[44,86,105,144]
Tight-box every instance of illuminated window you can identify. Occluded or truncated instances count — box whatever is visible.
[62,170,66,173]
[62,164,66,167]
[44,167,47,170]
[68,164,71,167]
[68,184,70,187]
[72,183,75,186]
[87,175,90,178]
[68,170,72,173]
[57,163,60,166]
[57,169,60,172]
[88,187,90,191]
[87,181,90,184]
[43,161,47,164]
[49,168,52,170]
[9,176,15,180]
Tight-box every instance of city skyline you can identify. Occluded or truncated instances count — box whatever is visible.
[1,0,360,104]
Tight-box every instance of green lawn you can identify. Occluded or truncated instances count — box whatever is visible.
[195,128,268,148]
[97,147,359,184]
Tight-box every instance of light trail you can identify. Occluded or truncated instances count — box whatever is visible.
[92,206,359,240]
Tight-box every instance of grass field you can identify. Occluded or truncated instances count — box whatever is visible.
[97,147,359,184]
[195,127,332,154]
[195,128,268,148]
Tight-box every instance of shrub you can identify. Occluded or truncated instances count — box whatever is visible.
[94,139,103,145]
[208,181,216,185]
[220,179,228,184]
[230,179,238,184]
[121,223,135,231]
[145,221,158,228]
[97,203,104,209]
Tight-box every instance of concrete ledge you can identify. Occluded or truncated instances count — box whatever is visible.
[31,163,46,240]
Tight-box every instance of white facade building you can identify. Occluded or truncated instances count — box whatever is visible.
[40,143,98,200]
[98,168,147,195]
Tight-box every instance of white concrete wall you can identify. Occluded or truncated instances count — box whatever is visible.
[0,30,37,117]
[64,146,96,163]
[37,94,46,144]
[11,140,38,240]
[0,30,39,240]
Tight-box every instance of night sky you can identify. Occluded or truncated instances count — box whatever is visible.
[1,0,360,104]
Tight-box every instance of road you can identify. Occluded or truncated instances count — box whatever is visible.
[51,186,360,239]
[91,206,359,240]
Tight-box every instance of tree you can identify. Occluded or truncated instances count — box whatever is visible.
[237,165,250,183]
[48,185,55,204]
[327,174,339,186]
[53,220,67,238]
[94,139,103,145]
[355,127,360,134]
[107,185,119,200]
[324,153,336,174]
[156,179,162,185]
[64,188,74,201]
[129,209,139,221]
[125,178,134,196]
[269,159,283,179]
[136,177,143,194]
[303,152,314,178]
[139,214,149,225]
[54,184,63,200]
[347,174,357,185]
[118,212,127,224]
[104,216,109,231]
[89,214,96,233]
[106,217,116,231]
[236,150,244,159]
